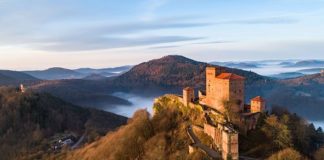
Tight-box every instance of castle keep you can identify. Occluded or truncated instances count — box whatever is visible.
[200,66,245,113]
[182,66,266,160]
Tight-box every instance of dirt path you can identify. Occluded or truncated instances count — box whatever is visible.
[71,134,85,149]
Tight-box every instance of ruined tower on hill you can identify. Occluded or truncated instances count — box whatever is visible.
[183,87,195,107]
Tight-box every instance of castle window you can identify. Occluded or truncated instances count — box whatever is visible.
[236,100,242,105]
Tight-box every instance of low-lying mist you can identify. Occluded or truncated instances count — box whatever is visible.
[103,92,158,117]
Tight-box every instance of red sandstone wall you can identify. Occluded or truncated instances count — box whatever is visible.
[229,79,244,112]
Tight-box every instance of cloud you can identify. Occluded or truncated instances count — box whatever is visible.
[215,16,299,25]
[39,36,204,51]
[76,21,211,36]
[191,41,234,45]
[0,1,304,53]
[32,19,209,51]
[140,0,169,20]
[149,45,181,49]
[0,5,209,51]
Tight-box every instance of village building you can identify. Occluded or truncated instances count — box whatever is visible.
[182,66,266,160]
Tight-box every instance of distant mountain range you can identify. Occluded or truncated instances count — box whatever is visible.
[75,65,132,74]
[298,68,324,73]
[270,72,305,79]
[24,67,85,80]
[83,73,107,80]
[210,61,259,68]
[15,55,269,112]
[0,70,39,85]
[0,55,323,121]
[22,65,132,80]
[283,60,324,68]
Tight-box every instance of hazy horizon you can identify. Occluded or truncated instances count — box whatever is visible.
[1,56,324,71]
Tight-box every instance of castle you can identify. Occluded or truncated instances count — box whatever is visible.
[183,66,266,160]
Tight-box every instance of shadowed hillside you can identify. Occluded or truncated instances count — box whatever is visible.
[29,79,132,109]
[0,87,127,160]
[265,73,324,120]
[63,95,209,160]
[0,70,39,85]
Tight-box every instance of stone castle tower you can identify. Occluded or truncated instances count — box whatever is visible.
[183,87,195,107]
[204,66,245,113]
[250,96,266,113]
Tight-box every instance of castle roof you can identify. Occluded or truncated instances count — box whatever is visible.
[183,87,194,91]
[216,73,245,80]
[251,96,265,102]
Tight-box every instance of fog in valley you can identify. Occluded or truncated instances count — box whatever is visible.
[104,92,158,117]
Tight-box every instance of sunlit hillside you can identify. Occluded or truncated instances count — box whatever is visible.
[60,95,324,160]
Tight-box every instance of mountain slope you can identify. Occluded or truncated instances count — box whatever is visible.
[24,56,324,122]
[210,61,259,69]
[0,87,127,160]
[27,55,273,112]
[285,60,324,67]
[75,65,132,74]
[264,73,324,120]
[114,55,271,89]
[64,96,203,160]
[280,73,324,86]
[0,70,38,85]
[29,79,131,109]
[24,67,85,80]
[83,73,107,80]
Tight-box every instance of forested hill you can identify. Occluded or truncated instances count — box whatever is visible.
[64,95,324,160]
[113,55,272,89]
[0,70,39,85]
[0,87,127,160]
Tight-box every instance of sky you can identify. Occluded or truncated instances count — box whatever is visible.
[0,0,324,70]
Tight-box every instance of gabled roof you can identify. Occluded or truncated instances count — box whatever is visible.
[183,87,194,91]
[216,73,245,80]
[251,96,265,102]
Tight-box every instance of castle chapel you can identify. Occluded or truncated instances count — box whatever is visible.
[182,66,266,160]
